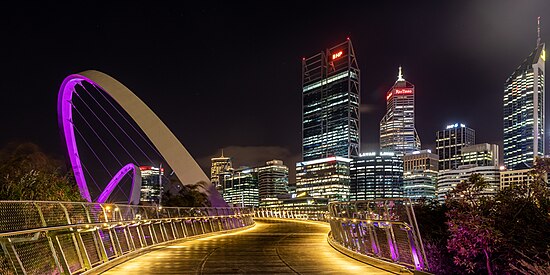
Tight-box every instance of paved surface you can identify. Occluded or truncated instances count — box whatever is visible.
[102,219,392,274]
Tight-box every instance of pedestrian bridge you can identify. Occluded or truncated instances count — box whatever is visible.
[0,200,428,274]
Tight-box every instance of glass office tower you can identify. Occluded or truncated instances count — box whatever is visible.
[302,39,360,161]
[503,22,545,169]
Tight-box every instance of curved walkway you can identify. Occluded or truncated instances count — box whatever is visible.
[102,219,392,274]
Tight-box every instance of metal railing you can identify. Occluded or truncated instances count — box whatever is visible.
[0,201,254,275]
[327,199,428,272]
[253,207,328,221]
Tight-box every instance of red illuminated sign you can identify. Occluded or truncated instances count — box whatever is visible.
[395,88,413,95]
[386,88,413,100]
[332,50,343,60]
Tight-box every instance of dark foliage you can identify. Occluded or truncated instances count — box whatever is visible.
[162,181,212,207]
[0,142,83,201]
[414,158,550,274]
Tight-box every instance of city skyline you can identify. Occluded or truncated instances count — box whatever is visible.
[2,1,550,177]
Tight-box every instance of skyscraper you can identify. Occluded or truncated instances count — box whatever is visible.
[403,150,438,201]
[380,67,421,154]
[257,160,289,204]
[436,123,475,171]
[350,152,404,200]
[210,151,232,192]
[296,156,351,202]
[222,167,259,207]
[139,166,164,205]
[302,39,360,161]
[460,143,499,167]
[503,18,545,169]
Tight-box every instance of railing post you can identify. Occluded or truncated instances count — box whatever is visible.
[34,202,66,274]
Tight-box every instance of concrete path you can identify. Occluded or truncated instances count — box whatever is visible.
[102,219,392,274]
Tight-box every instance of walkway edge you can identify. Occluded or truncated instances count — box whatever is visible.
[84,223,256,275]
[327,232,413,274]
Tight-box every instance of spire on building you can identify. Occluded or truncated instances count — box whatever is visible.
[221,149,224,158]
[537,16,541,45]
[397,66,405,82]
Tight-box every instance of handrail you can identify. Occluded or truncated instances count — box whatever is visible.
[252,200,429,273]
[327,199,429,272]
[0,200,254,274]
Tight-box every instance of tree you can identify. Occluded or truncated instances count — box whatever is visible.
[413,200,457,274]
[445,174,501,274]
[0,142,83,201]
[162,181,211,207]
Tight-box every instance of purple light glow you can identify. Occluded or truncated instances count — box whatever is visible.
[58,75,140,204]
[389,239,398,261]
[97,163,138,203]
[408,231,424,270]
[58,75,95,202]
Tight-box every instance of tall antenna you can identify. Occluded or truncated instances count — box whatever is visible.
[538,16,541,45]
[397,66,404,82]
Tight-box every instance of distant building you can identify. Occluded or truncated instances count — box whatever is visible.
[222,168,259,207]
[380,67,421,154]
[139,166,164,205]
[500,167,537,189]
[437,165,500,203]
[210,151,232,192]
[296,156,351,202]
[257,160,289,206]
[350,152,404,200]
[259,193,329,212]
[302,39,360,161]
[403,150,438,201]
[503,20,545,169]
[461,143,499,167]
[436,123,475,171]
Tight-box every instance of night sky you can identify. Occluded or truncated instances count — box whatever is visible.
[2,1,550,183]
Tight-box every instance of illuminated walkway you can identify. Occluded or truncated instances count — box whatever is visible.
[102,219,392,274]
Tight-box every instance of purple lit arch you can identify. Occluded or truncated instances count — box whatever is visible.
[58,70,226,206]
[97,163,141,204]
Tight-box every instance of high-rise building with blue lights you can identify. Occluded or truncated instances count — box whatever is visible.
[436,123,475,171]
[350,152,404,200]
[302,39,360,161]
[503,20,545,169]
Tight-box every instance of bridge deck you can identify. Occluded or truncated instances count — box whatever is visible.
[102,219,393,274]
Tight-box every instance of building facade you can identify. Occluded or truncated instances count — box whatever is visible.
[350,152,404,201]
[139,166,164,205]
[302,39,360,161]
[461,143,499,167]
[380,67,421,154]
[210,152,232,192]
[222,168,259,207]
[257,160,289,206]
[295,156,351,202]
[500,168,536,189]
[437,165,500,203]
[403,150,438,201]
[503,29,545,169]
[436,123,475,171]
